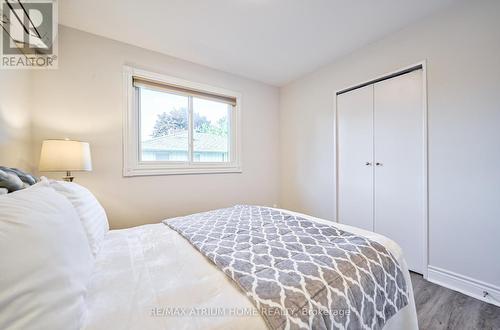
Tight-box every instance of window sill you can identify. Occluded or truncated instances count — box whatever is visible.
[123,165,242,177]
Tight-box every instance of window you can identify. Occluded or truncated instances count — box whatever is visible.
[123,66,241,176]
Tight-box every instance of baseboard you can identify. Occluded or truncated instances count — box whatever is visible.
[427,266,500,307]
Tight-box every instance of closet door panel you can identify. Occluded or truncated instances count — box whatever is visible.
[337,85,374,231]
[374,70,424,273]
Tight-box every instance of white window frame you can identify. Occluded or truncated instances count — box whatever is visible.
[123,66,242,176]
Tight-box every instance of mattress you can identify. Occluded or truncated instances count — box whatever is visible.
[82,208,418,330]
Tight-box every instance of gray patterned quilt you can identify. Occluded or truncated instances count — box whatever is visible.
[164,205,409,330]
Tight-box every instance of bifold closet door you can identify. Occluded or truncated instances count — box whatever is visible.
[337,85,374,231]
[373,70,424,273]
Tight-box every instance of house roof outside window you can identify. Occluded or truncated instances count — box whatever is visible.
[142,131,228,153]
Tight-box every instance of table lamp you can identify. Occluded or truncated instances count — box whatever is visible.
[39,139,92,182]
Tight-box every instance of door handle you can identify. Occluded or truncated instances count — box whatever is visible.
[375,162,383,166]
[365,162,372,166]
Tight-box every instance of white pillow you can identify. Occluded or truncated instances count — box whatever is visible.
[50,181,109,256]
[0,181,93,330]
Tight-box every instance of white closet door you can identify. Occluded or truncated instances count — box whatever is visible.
[374,70,424,273]
[337,85,374,231]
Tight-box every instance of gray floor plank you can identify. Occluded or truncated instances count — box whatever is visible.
[410,272,500,330]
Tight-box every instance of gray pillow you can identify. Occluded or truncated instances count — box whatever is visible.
[0,169,27,192]
[0,166,37,185]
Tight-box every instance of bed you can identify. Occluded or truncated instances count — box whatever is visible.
[0,177,418,330]
[83,208,418,330]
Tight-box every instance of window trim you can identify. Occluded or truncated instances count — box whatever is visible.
[123,66,242,176]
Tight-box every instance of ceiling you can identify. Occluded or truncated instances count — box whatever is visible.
[60,0,456,86]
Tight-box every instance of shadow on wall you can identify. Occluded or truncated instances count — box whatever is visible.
[0,109,10,145]
[0,105,32,170]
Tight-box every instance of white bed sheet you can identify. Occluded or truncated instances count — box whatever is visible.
[83,208,418,330]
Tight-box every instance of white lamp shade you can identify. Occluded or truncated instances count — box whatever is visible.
[39,140,92,172]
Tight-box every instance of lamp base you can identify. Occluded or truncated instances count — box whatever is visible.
[63,171,74,182]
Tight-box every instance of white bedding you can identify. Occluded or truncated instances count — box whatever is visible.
[83,208,418,330]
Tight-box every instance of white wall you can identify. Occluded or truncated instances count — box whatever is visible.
[31,26,280,229]
[0,65,32,169]
[280,0,500,293]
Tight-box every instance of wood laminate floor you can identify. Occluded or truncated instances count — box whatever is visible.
[410,272,500,330]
